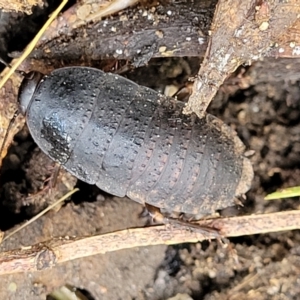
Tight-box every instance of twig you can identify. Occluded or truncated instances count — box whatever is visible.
[1,210,300,275]
[183,0,300,117]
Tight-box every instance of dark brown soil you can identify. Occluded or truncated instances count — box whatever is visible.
[0,2,300,297]
[1,56,300,300]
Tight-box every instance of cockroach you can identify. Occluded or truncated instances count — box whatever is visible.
[18,66,253,217]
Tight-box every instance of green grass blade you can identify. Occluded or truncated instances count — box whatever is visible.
[265,186,300,200]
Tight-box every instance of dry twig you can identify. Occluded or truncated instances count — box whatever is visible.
[1,210,300,275]
[184,0,300,117]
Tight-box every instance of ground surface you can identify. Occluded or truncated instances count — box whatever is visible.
[0,56,300,300]
[0,1,300,298]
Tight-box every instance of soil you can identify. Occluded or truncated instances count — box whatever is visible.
[0,56,300,300]
[1,3,300,300]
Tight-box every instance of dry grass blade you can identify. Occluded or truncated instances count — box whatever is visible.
[0,0,68,89]
[1,188,79,242]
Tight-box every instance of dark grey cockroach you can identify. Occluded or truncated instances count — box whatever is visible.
[18,67,253,216]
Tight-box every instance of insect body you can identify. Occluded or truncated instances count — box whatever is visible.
[18,67,253,216]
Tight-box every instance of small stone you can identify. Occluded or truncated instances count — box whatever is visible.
[167,293,193,300]
[259,21,269,31]
[159,46,167,53]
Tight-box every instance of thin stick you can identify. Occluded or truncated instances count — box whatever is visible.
[2,188,79,242]
[1,210,300,275]
[0,0,68,89]
[0,110,18,160]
